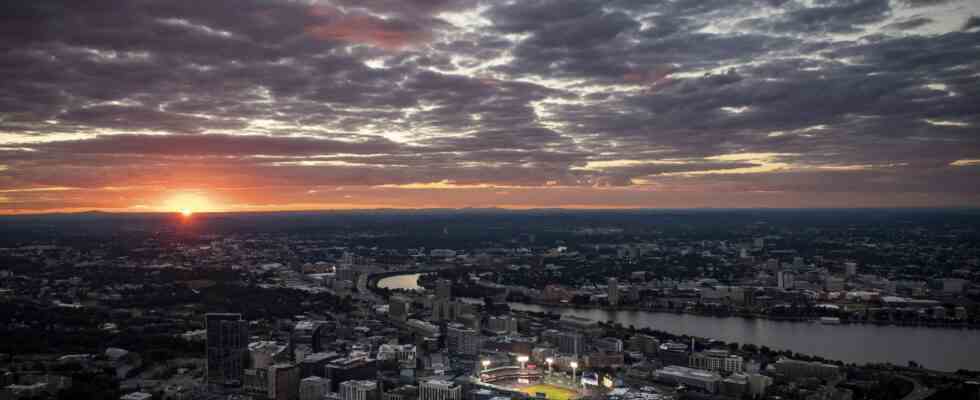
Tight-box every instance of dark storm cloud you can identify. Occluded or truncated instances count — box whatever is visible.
[740,0,892,34]
[1,0,979,208]
[27,134,403,157]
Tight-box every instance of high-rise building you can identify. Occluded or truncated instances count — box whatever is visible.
[340,380,378,400]
[485,315,518,335]
[608,278,620,306]
[446,324,483,356]
[419,380,461,400]
[541,329,584,356]
[299,376,330,400]
[777,271,795,290]
[292,320,327,362]
[269,363,300,400]
[435,279,452,300]
[206,313,249,386]
[389,296,411,322]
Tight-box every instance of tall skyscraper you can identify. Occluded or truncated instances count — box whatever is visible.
[608,278,620,306]
[206,313,249,386]
[777,271,795,290]
[435,279,452,300]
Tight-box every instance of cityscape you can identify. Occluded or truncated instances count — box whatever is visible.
[2,0,980,399]
[1,210,979,400]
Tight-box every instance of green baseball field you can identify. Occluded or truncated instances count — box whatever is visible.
[519,384,580,400]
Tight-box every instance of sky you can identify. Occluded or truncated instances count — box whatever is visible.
[1,0,979,213]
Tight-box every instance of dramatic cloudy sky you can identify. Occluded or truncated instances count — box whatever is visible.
[1,0,979,213]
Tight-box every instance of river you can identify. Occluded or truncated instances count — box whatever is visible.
[376,273,980,372]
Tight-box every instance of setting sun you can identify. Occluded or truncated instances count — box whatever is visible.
[162,192,215,215]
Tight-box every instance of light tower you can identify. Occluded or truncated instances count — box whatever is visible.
[518,355,529,370]
[545,357,554,374]
[569,361,578,385]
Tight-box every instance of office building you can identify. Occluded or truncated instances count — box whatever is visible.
[390,296,411,322]
[377,344,417,369]
[340,380,378,400]
[206,313,249,386]
[608,278,620,306]
[300,376,331,400]
[777,270,795,290]
[269,363,300,400]
[301,352,340,379]
[720,374,749,398]
[436,279,452,300]
[689,349,743,373]
[653,366,721,393]
[250,341,289,370]
[771,358,840,380]
[326,357,378,392]
[748,373,773,397]
[244,368,269,397]
[629,334,660,355]
[419,380,461,400]
[541,330,584,356]
[485,315,518,335]
[382,385,418,400]
[446,324,484,356]
[594,337,623,353]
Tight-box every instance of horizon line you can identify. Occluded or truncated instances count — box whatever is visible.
[3,205,980,217]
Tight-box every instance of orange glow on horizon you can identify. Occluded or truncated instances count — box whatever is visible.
[161,192,216,215]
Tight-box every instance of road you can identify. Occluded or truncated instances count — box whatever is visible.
[899,375,935,400]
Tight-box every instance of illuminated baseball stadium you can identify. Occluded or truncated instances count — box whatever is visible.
[478,366,582,400]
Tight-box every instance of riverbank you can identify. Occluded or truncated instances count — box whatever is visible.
[505,298,980,330]
[373,271,980,371]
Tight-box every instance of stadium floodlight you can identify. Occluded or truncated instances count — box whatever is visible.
[518,355,529,369]
[545,357,554,373]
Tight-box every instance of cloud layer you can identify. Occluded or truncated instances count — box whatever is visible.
[1,0,979,212]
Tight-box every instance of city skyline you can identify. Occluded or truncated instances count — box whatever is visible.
[2,0,980,214]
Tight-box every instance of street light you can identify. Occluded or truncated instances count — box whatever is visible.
[517,355,529,370]
[569,361,578,385]
[479,360,491,381]
[545,357,554,374]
